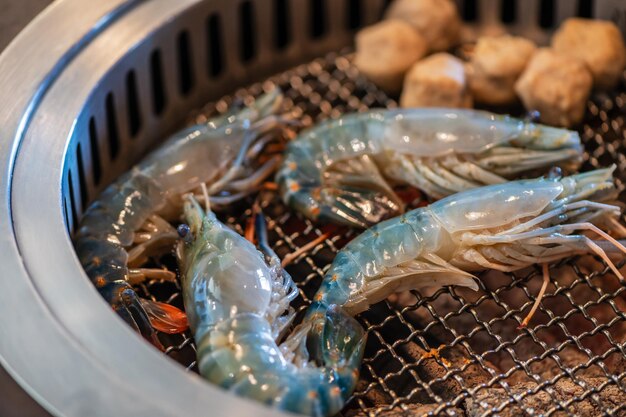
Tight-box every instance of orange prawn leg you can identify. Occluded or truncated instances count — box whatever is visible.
[245,216,256,243]
[139,298,189,334]
[245,200,262,244]
[262,181,278,191]
[127,268,176,285]
[518,264,550,329]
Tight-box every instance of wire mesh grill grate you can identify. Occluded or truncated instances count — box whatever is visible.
[132,51,626,417]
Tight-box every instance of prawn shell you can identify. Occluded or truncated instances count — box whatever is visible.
[278,107,582,228]
[430,178,564,232]
[382,109,524,157]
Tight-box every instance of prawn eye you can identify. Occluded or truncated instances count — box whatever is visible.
[548,166,563,180]
[524,110,540,123]
[177,224,191,240]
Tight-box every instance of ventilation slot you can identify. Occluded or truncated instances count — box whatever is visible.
[239,2,256,62]
[462,0,478,22]
[150,49,167,115]
[274,0,290,49]
[177,31,194,96]
[105,93,120,160]
[501,0,517,23]
[380,0,393,19]
[310,0,327,39]
[347,0,362,30]
[125,70,142,138]
[63,198,71,234]
[207,14,224,77]
[88,118,102,186]
[67,170,78,230]
[75,143,88,211]
[577,0,593,18]
[539,0,555,28]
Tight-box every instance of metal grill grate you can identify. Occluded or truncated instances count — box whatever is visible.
[132,50,626,417]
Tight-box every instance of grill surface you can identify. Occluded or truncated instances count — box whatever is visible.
[131,51,626,416]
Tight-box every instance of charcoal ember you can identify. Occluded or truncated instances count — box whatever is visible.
[400,341,497,400]
[465,378,626,417]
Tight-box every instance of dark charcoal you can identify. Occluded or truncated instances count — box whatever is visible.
[465,379,626,417]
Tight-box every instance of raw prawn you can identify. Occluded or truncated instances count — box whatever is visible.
[74,90,285,348]
[176,195,365,417]
[277,109,583,228]
[310,167,626,324]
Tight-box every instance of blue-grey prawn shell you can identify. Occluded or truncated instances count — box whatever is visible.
[277,108,583,228]
[312,167,622,315]
[177,198,365,417]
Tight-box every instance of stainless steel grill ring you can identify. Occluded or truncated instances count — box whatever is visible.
[0,1,625,417]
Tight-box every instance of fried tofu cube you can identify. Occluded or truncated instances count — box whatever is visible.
[354,19,428,94]
[468,35,537,105]
[552,18,626,90]
[400,53,472,108]
[515,49,593,127]
[385,0,462,52]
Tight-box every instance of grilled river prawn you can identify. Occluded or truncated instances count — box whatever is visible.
[307,168,626,328]
[277,108,583,228]
[74,90,285,348]
[177,195,365,417]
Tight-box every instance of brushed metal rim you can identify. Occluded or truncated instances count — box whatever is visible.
[0,0,298,416]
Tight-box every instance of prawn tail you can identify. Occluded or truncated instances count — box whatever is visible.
[223,88,284,127]
[99,281,165,350]
[275,303,365,416]
[195,311,363,417]
[249,88,284,120]
[279,152,403,228]
[138,298,188,334]
[305,303,366,390]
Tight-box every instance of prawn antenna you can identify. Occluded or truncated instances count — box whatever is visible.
[201,182,211,212]
[254,210,282,267]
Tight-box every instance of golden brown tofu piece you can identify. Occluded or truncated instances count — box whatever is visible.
[400,53,472,108]
[552,18,626,90]
[515,49,593,127]
[468,35,537,105]
[385,0,462,52]
[354,19,428,94]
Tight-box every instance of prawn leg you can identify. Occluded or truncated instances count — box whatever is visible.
[221,156,282,193]
[127,268,176,284]
[254,211,298,339]
[128,214,179,267]
[518,264,551,329]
